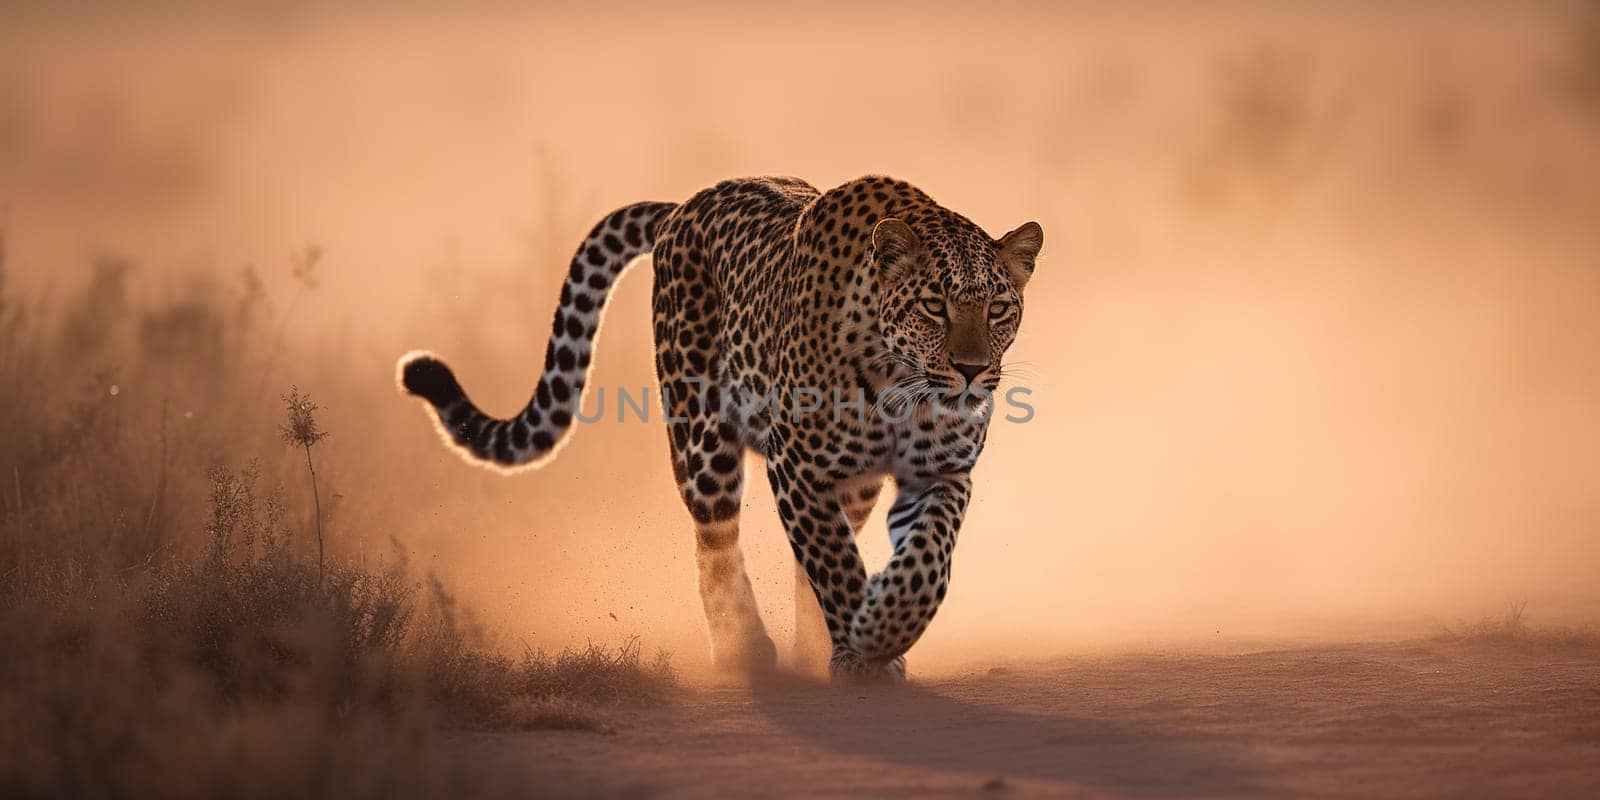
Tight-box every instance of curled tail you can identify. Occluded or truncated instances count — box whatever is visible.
[397,200,677,471]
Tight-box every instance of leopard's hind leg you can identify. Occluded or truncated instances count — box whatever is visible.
[653,234,776,676]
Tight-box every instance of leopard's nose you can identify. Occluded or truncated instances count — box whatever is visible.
[953,363,985,386]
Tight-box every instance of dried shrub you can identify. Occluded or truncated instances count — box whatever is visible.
[0,244,676,799]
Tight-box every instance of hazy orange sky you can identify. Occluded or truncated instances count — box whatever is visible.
[3,2,1598,666]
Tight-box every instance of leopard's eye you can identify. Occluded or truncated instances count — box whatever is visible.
[989,301,1011,320]
[920,297,946,317]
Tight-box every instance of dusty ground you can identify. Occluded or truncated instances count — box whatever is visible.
[445,639,1600,799]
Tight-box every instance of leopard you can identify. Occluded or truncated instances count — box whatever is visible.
[397,175,1042,681]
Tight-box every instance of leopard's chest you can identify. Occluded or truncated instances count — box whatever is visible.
[890,409,987,481]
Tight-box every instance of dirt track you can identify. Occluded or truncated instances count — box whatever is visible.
[443,640,1600,798]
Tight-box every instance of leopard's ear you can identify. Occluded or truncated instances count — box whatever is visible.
[872,218,923,283]
[998,221,1043,291]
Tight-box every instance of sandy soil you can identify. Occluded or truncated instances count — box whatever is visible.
[444,639,1600,799]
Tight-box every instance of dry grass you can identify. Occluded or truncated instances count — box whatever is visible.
[1434,602,1600,652]
[449,640,678,734]
[0,236,676,799]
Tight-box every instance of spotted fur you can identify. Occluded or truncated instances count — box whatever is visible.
[399,176,1042,681]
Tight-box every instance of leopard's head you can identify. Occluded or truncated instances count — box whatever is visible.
[871,214,1042,401]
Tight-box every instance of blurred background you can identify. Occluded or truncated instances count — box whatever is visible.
[3,1,1598,668]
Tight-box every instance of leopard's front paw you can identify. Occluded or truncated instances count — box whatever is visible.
[829,650,908,684]
[881,654,908,682]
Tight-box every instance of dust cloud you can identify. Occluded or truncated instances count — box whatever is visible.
[4,2,1598,670]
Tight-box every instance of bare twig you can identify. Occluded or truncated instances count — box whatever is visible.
[142,396,170,539]
[279,386,330,582]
